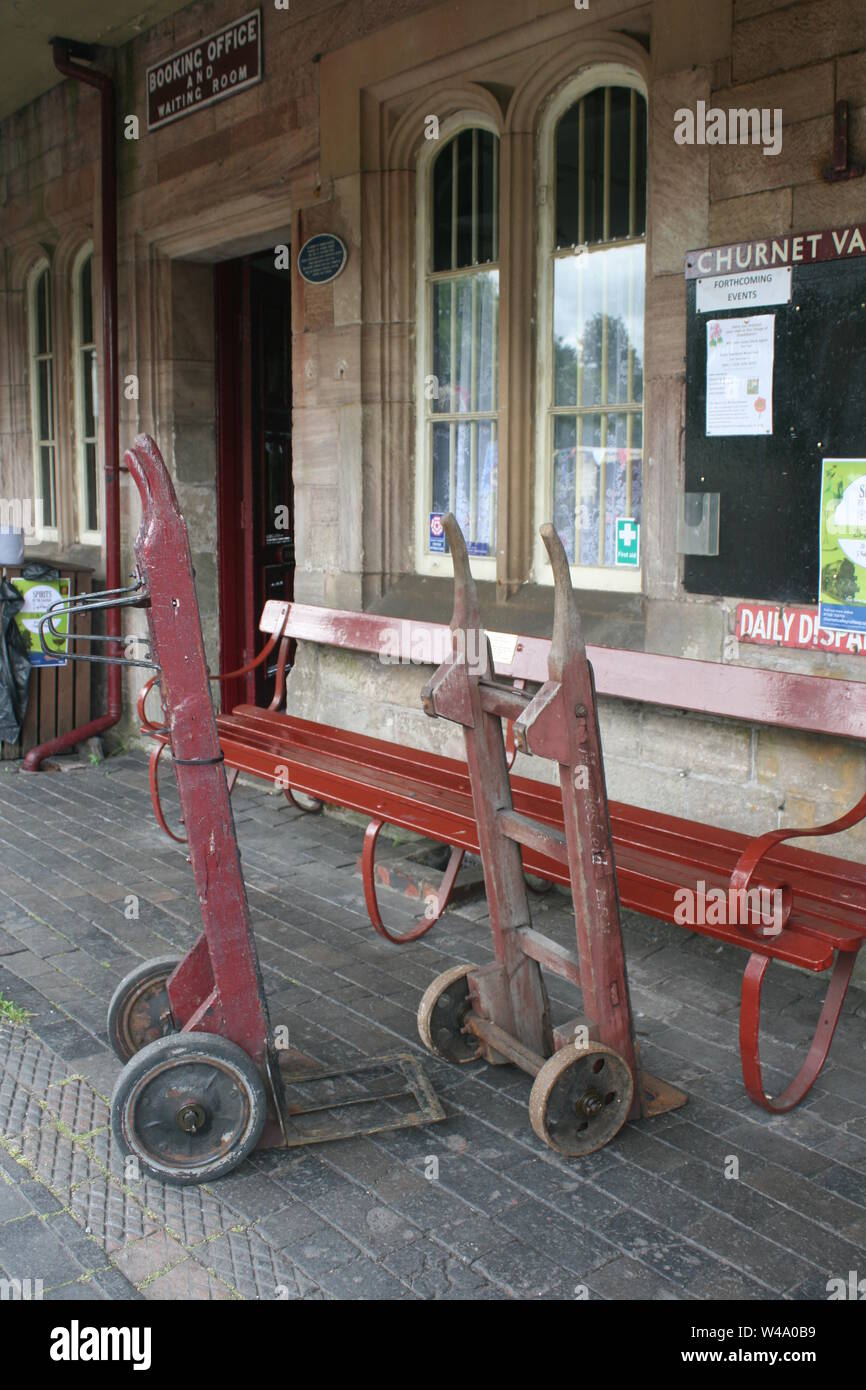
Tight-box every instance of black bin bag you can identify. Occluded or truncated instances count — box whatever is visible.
[0,578,31,745]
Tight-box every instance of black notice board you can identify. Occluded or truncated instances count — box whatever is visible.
[684,258,866,602]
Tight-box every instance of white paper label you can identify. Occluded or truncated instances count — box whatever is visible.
[697,267,791,313]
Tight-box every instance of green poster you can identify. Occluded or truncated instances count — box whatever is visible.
[615,517,640,567]
[819,459,866,634]
[11,576,70,666]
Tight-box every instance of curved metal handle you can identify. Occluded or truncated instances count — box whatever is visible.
[442,513,481,633]
[540,522,586,680]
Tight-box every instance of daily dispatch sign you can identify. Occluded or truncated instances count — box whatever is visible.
[736,603,866,655]
[146,10,262,131]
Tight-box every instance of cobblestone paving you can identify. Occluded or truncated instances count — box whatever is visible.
[0,752,865,1300]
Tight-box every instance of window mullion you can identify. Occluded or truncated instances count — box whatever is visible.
[578,98,585,249]
[628,89,637,240]
[602,87,611,245]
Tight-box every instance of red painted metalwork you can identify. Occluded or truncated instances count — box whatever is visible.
[361,819,465,944]
[418,514,672,1120]
[24,41,122,771]
[137,706,856,974]
[257,599,866,742]
[140,531,866,1115]
[123,438,278,1099]
[148,740,187,845]
[740,951,857,1111]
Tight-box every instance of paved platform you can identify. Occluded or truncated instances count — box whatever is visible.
[0,752,865,1301]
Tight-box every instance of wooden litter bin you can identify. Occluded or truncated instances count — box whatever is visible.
[0,562,94,761]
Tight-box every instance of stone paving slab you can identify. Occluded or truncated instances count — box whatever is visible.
[0,752,865,1301]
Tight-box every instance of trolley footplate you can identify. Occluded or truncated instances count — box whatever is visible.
[269,1051,446,1148]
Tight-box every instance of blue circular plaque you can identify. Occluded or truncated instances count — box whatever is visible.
[297,233,347,285]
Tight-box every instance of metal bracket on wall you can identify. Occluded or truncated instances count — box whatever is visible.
[822,101,864,183]
[677,492,720,556]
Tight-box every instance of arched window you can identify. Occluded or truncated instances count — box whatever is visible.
[542,81,647,581]
[417,125,499,572]
[73,246,100,541]
[28,261,58,537]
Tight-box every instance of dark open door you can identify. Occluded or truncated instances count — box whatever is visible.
[216,253,293,710]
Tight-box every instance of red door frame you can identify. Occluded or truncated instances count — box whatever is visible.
[215,260,256,711]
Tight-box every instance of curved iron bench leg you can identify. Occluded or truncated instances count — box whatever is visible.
[148,740,188,845]
[283,786,323,815]
[739,949,857,1113]
[361,817,465,945]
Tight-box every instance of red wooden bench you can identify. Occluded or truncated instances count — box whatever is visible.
[140,583,866,1117]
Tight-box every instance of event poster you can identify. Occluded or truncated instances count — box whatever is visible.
[10,575,70,666]
[819,459,866,633]
[705,313,774,437]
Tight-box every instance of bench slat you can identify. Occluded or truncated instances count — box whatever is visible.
[260,601,866,741]
[220,707,860,969]
[227,707,866,932]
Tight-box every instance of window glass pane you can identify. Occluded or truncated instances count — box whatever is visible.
[634,97,647,237]
[433,270,499,415]
[447,420,498,557]
[85,443,98,533]
[475,272,498,412]
[475,421,497,556]
[555,104,580,249]
[456,130,474,269]
[609,87,632,240]
[553,416,577,563]
[454,277,473,412]
[551,418,644,567]
[477,130,497,265]
[426,129,499,561]
[38,360,52,440]
[432,143,454,273]
[36,271,49,355]
[553,243,644,410]
[604,245,644,405]
[40,447,55,529]
[432,281,452,412]
[432,422,451,514]
[431,128,499,272]
[556,88,647,250]
[83,350,96,437]
[582,88,605,245]
[81,255,93,344]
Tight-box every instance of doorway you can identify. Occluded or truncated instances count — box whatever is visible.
[215,252,293,710]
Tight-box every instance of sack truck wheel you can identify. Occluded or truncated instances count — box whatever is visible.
[111,1033,267,1186]
[107,956,181,1062]
[417,964,482,1064]
[529,1043,634,1156]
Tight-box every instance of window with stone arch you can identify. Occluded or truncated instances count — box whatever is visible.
[416,122,500,576]
[537,74,647,587]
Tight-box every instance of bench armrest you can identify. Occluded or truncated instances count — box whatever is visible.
[730,789,866,929]
[210,608,290,689]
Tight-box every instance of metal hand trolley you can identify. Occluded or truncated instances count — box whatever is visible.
[416,515,687,1155]
[40,434,444,1185]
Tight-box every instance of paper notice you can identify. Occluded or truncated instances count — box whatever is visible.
[705,313,775,437]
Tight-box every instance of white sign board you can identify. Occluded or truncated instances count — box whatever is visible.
[696,267,791,313]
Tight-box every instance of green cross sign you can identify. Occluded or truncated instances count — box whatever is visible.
[615,517,640,567]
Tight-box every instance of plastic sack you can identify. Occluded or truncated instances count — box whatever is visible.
[0,577,31,745]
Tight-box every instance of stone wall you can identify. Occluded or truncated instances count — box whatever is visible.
[1,0,865,872]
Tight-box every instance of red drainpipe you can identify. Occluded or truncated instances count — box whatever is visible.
[23,39,121,770]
